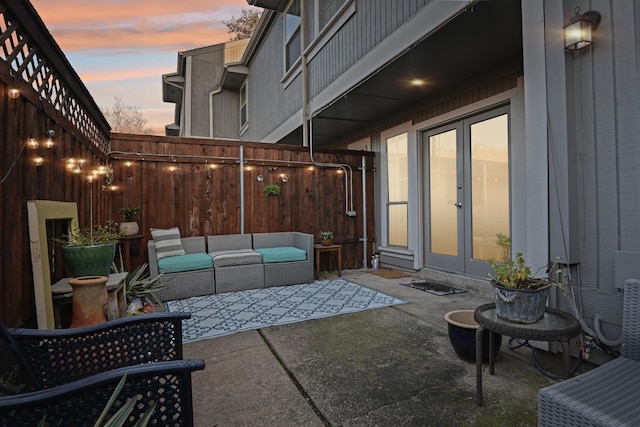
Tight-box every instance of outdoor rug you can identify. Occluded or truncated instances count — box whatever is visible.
[368,268,411,279]
[399,279,467,296]
[166,279,406,343]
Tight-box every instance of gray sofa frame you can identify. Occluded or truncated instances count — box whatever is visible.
[537,278,640,426]
[148,236,215,301]
[253,232,314,287]
[149,232,314,301]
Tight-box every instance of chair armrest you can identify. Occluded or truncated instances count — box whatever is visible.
[148,240,160,277]
[0,359,205,427]
[11,313,191,388]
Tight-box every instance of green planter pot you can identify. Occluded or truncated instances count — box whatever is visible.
[62,243,116,277]
[492,280,550,323]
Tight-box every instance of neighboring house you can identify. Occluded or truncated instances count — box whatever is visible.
[163,39,249,137]
[167,0,640,363]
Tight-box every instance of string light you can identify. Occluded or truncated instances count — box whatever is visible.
[44,130,55,149]
[28,137,38,150]
[33,156,44,166]
[8,88,20,99]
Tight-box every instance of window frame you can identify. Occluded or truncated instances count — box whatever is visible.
[284,0,301,73]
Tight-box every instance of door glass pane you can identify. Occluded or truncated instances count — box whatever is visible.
[429,130,457,256]
[470,114,509,261]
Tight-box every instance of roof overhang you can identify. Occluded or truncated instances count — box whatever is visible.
[247,0,287,12]
[278,0,523,147]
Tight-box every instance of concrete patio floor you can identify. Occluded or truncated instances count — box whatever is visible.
[183,269,586,426]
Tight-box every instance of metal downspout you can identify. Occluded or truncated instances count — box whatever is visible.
[301,0,309,147]
[361,155,367,269]
[240,146,245,234]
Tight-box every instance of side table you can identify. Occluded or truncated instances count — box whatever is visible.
[314,244,342,279]
[51,272,128,327]
[119,235,143,272]
[473,303,580,406]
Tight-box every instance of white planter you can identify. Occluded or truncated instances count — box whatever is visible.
[119,221,139,236]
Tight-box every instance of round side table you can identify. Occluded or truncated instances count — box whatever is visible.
[473,303,580,406]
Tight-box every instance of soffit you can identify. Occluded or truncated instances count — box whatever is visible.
[280,0,523,146]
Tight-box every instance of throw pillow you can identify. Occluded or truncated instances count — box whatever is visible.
[151,227,186,259]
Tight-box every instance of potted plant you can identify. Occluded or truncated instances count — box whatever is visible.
[56,220,123,277]
[320,230,333,245]
[263,184,281,197]
[123,263,167,314]
[487,233,566,323]
[118,207,140,236]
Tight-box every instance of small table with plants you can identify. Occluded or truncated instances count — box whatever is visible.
[473,303,581,406]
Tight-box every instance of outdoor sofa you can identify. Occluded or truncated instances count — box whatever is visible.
[149,231,314,301]
[537,278,640,426]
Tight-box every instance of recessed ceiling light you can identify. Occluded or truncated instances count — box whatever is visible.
[410,78,426,87]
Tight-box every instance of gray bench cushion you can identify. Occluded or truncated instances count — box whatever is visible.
[209,249,263,267]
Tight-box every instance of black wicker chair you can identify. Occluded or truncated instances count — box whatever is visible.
[0,313,205,426]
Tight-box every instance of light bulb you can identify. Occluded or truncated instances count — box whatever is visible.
[34,157,44,166]
[28,137,38,150]
[8,88,20,99]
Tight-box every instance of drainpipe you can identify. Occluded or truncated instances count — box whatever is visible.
[240,146,245,234]
[301,0,309,147]
[361,155,367,269]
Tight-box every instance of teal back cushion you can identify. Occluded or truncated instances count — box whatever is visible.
[254,247,306,263]
[158,253,213,273]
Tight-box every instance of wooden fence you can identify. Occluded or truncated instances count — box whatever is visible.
[0,1,376,328]
[109,133,376,274]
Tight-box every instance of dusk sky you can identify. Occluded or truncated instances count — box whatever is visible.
[29,0,260,135]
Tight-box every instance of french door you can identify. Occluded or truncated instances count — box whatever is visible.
[424,106,510,277]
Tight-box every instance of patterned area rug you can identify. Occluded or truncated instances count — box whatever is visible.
[166,279,406,343]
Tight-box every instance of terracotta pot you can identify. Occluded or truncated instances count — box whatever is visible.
[69,276,108,328]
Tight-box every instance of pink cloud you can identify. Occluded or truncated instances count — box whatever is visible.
[30,0,256,52]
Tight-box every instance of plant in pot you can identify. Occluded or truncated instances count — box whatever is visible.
[263,184,281,197]
[487,233,567,323]
[320,230,333,245]
[118,207,140,236]
[121,263,167,314]
[56,220,123,278]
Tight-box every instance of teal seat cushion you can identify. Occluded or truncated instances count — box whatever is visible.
[158,253,213,273]
[254,247,307,263]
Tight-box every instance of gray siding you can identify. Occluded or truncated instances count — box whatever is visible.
[243,0,435,142]
[189,48,225,137]
[242,18,304,142]
[213,90,241,139]
[574,0,640,286]
[308,0,432,99]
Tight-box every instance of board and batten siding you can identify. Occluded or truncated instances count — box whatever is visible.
[188,47,225,137]
[558,0,640,334]
[212,90,241,139]
[307,0,434,100]
[243,0,451,143]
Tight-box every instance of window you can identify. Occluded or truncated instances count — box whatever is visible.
[386,133,408,247]
[239,81,248,131]
[284,0,301,71]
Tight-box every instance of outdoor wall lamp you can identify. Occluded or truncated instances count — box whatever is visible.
[564,8,601,51]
